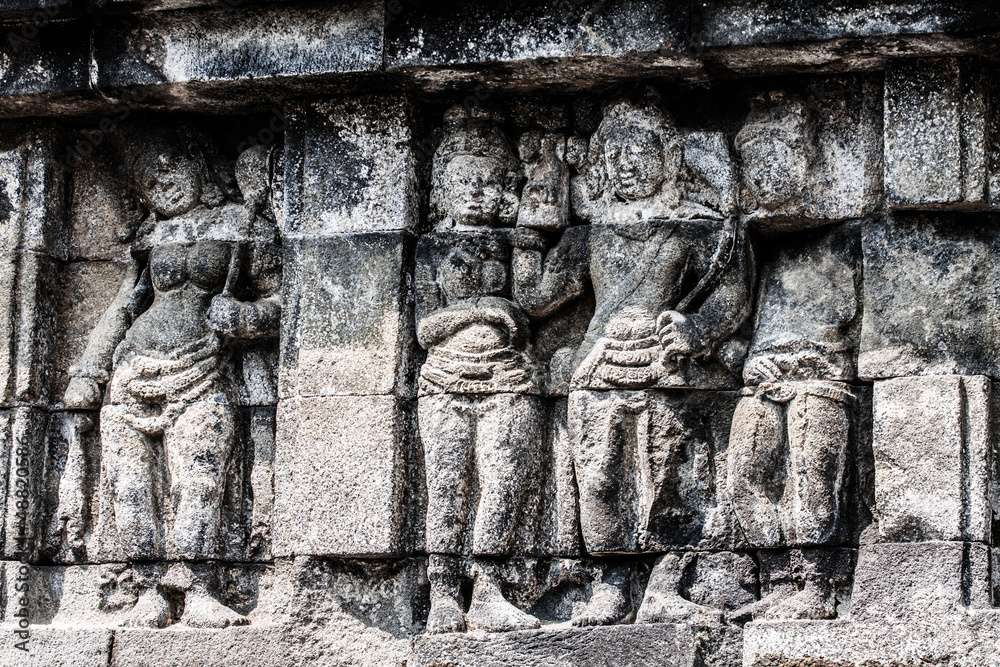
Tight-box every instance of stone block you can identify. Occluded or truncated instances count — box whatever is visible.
[737,79,882,232]
[859,213,1000,379]
[273,396,409,557]
[279,234,414,399]
[283,96,418,236]
[111,623,416,667]
[872,375,991,542]
[413,622,698,667]
[744,614,1000,667]
[0,0,75,15]
[0,21,89,100]
[0,125,64,254]
[49,261,130,405]
[692,1,1000,50]
[851,541,991,621]
[90,1,383,89]
[386,0,689,68]
[0,252,57,407]
[271,556,427,637]
[884,58,999,210]
[57,146,134,261]
[0,625,111,667]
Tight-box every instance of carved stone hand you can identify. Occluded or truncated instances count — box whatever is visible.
[207,293,244,337]
[743,355,783,386]
[656,311,705,357]
[64,376,103,409]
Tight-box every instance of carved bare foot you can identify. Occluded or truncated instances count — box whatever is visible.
[426,597,466,634]
[466,577,539,633]
[762,580,835,620]
[571,580,629,627]
[635,591,723,625]
[121,588,171,628]
[726,584,796,622]
[181,586,248,629]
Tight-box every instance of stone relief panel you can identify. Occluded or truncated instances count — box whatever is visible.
[24,117,284,630]
[5,74,996,667]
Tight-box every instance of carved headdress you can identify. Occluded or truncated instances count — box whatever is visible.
[734,92,818,159]
[430,105,521,228]
[115,124,230,212]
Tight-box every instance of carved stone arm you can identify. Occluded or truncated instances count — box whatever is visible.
[683,229,755,357]
[207,292,281,339]
[416,297,530,350]
[511,226,588,319]
[64,261,144,409]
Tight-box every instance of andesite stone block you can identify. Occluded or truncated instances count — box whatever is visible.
[860,213,1000,379]
[386,0,690,69]
[91,1,384,90]
[283,96,418,236]
[884,58,999,210]
[279,233,414,399]
[273,395,409,557]
[851,541,991,621]
[413,622,700,667]
[872,375,992,543]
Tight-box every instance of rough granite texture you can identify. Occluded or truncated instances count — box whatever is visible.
[2,2,1000,666]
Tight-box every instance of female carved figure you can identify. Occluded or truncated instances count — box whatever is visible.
[63,127,281,628]
[416,106,543,633]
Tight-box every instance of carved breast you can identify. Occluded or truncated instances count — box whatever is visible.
[150,241,231,293]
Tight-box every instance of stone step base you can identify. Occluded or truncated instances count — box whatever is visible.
[744,613,1000,667]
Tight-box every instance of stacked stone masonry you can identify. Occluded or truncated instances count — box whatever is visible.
[2,1,1000,666]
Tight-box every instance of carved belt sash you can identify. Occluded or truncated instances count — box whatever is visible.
[420,345,538,394]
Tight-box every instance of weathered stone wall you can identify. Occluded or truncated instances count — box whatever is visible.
[1,1,1000,666]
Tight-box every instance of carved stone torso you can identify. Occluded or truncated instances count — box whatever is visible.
[416,230,540,394]
[571,219,733,390]
[120,240,231,360]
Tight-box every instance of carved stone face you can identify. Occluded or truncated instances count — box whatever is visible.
[440,154,506,227]
[135,148,204,218]
[603,126,667,201]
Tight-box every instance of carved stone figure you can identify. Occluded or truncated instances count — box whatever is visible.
[62,126,281,628]
[513,95,753,626]
[416,106,543,634]
[734,92,819,221]
[729,96,863,619]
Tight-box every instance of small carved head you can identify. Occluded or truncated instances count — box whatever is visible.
[589,97,683,202]
[430,106,521,229]
[735,92,819,212]
[120,127,222,219]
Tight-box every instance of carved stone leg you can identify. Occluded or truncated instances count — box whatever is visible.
[568,390,636,554]
[164,400,236,559]
[160,562,249,629]
[471,393,543,555]
[727,392,786,548]
[120,587,172,629]
[786,384,851,544]
[419,393,474,555]
[636,552,723,624]
[466,559,540,632]
[100,403,163,560]
[426,554,466,634]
